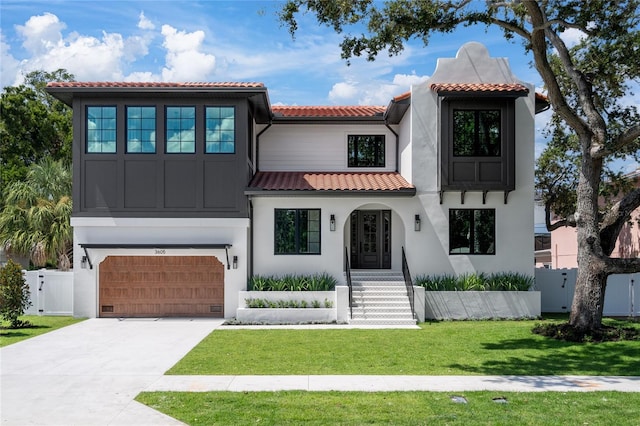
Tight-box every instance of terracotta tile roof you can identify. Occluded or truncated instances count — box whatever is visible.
[393,91,411,102]
[272,105,386,118]
[430,83,529,95]
[46,81,264,88]
[247,171,415,193]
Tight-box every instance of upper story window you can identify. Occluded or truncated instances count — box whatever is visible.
[449,209,495,255]
[86,106,116,153]
[127,106,156,153]
[441,99,515,191]
[166,106,195,153]
[206,106,235,153]
[453,109,501,156]
[348,135,385,167]
[274,209,321,255]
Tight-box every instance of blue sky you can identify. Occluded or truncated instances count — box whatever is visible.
[0,1,637,171]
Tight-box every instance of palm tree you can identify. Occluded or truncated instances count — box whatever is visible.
[0,159,72,270]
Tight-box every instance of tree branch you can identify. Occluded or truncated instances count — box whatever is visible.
[489,18,531,40]
[545,201,577,231]
[523,2,592,139]
[599,187,640,255]
[605,256,640,275]
[592,124,640,159]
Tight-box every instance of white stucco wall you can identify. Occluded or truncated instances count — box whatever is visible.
[70,217,249,318]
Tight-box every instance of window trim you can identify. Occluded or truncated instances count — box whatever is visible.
[165,105,196,154]
[205,105,236,154]
[86,105,117,154]
[449,208,496,255]
[274,208,321,255]
[347,134,386,168]
[126,105,157,154]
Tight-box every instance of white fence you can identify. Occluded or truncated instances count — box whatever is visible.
[23,269,74,316]
[535,268,639,317]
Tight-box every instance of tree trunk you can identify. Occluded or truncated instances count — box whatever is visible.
[569,135,608,331]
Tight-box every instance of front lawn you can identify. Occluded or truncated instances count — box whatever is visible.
[137,391,640,426]
[0,316,84,347]
[168,316,639,376]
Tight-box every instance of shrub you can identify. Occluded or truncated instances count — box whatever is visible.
[249,273,337,291]
[0,260,32,328]
[244,298,331,308]
[415,272,533,291]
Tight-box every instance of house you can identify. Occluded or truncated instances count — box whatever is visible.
[47,42,546,320]
[549,169,640,269]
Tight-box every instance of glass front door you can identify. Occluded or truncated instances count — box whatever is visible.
[350,210,391,269]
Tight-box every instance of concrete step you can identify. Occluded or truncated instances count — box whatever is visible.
[348,318,417,326]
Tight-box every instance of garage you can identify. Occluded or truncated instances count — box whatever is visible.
[99,256,224,318]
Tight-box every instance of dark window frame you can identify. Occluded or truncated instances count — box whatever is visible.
[126,106,157,154]
[274,208,321,255]
[441,98,516,191]
[165,106,196,154]
[449,208,496,255]
[348,134,385,167]
[452,109,501,157]
[205,105,236,154]
[86,105,117,154]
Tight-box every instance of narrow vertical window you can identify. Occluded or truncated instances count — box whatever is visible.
[127,106,156,153]
[449,209,495,254]
[86,106,116,153]
[206,106,235,153]
[166,106,195,153]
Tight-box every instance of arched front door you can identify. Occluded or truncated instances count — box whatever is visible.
[350,210,391,269]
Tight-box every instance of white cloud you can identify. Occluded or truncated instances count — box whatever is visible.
[559,28,587,48]
[137,12,155,31]
[327,72,429,105]
[328,82,358,102]
[160,24,216,81]
[0,32,21,87]
[16,13,65,55]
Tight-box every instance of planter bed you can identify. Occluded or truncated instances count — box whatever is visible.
[423,291,541,320]
[236,291,337,323]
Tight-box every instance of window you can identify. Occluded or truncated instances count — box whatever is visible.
[453,109,501,156]
[348,135,385,167]
[206,106,235,153]
[449,209,495,255]
[166,106,195,153]
[275,209,321,254]
[127,106,156,153]
[86,106,116,153]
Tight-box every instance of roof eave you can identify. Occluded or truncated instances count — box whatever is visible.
[245,188,416,197]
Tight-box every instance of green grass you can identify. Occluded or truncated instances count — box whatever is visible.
[168,316,640,376]
[136,391,640,425]
[0,315,84,347]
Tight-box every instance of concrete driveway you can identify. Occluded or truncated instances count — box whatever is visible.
[1,318,223,426]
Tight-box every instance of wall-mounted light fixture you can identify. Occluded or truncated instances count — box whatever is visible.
[414,214,421,231]
[330,214,336,231]
[232,255,238,269]
[81,256,88,269]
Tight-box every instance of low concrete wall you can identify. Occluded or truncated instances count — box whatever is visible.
[423,291,541,320]
[236,290,337,323]
[235,308,335,323]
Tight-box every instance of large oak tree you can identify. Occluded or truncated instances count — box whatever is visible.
[279,0,640,331]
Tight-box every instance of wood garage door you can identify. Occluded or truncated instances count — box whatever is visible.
[99,256,224,318]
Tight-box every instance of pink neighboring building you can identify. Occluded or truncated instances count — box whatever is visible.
[550,169,640,269]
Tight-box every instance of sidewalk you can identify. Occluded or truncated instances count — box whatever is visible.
[148,374,640,393]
